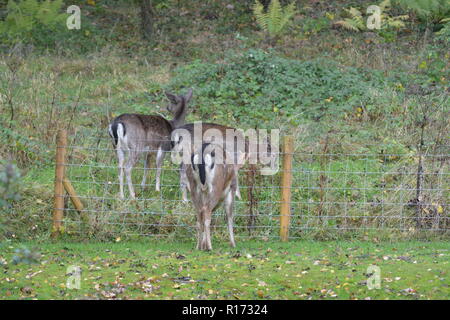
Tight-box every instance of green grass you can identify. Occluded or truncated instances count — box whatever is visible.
[0,240,448,299]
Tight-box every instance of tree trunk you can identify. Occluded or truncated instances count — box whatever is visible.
[140,0,154,41]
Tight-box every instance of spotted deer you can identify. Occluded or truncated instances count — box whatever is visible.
[171,122,247,202]
[184,143,243,250]
[108,89,192,199]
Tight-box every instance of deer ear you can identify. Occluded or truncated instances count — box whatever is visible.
[204,153,214,169]
[192,154,200,166]
[184,88,193,103]
[165,91,180,104]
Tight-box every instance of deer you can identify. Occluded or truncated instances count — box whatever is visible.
[108,88,192,199]
[184,142,243,250]
[171,122,247,203]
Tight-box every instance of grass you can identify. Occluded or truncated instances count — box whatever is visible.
[0,240,448,300]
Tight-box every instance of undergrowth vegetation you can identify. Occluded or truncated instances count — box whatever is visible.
[169,49,412,126]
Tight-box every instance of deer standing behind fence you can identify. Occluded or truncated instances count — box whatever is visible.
[184,143,244,250]
[108,89,192,199]
[172,123,277,232]
[171,122,247,202]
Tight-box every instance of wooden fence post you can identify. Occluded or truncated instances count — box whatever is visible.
[280,135,294,242]
[63,178,88,223]
[52,129,67,238]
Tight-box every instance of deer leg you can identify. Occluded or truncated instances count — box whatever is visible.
[204,212,212,251]
[180,164,189,202]
[125,151,139,199]
[201,223,208,250]
[141,152,151,190]
[235,171,242,200]
[196,221,202,250]
[155,147,165,192]
[197,208,205,250]
[224,190,236,248]
[117,148,126,200]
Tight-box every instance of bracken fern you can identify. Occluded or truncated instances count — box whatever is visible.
[253,0,296,40]
[394,0,450,23]
[335,0,408,32]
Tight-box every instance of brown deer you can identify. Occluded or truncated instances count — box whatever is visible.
[184,143,243,250]
[171,122,247,202]
[108,89,192,199]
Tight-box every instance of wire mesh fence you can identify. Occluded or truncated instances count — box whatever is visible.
[55,130,449,241]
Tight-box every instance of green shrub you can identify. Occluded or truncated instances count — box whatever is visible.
[168,49,392,127]
[0,0,68,46]
[394,0,450,23]
[0,162,20,235]
[0,162,20,209]
[436,18,450,42]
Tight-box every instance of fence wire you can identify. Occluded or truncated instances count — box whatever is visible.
[57,133,449,240]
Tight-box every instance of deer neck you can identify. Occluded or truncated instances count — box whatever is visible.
[170,98,187,129]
